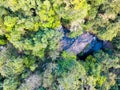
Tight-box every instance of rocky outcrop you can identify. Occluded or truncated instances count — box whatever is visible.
[59,27,112,58]
[66,33,95,55]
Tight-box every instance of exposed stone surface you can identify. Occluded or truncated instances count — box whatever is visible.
[66,33,94,54]
[59,27,112,56]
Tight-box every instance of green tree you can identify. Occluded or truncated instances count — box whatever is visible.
[84,0,120,40]
[3,77,19,90]
[82,51,120,90]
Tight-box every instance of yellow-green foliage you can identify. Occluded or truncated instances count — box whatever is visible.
[53,0,90,20]
[41,54,86,90]
[23,57,38,71]
[0,0,62,59]
[0,39,7,45]
[112,33,120,51]
[85,0,120,40]
[38,0,60,28]
[83,51,120,90]
[0,0,119,90]
[4,16,18,32]
[53,0,90,37]
[42,63,55,88]
[98,22,120,41]
[3,77,19,90]
[56,60,86,90]
[0,57,25,77]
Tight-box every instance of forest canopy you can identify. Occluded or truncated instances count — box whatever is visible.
[0,0,120,90]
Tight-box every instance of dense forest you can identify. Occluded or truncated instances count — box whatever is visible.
[0,0,120,90]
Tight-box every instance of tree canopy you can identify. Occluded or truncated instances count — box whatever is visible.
[0,0,120,90]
